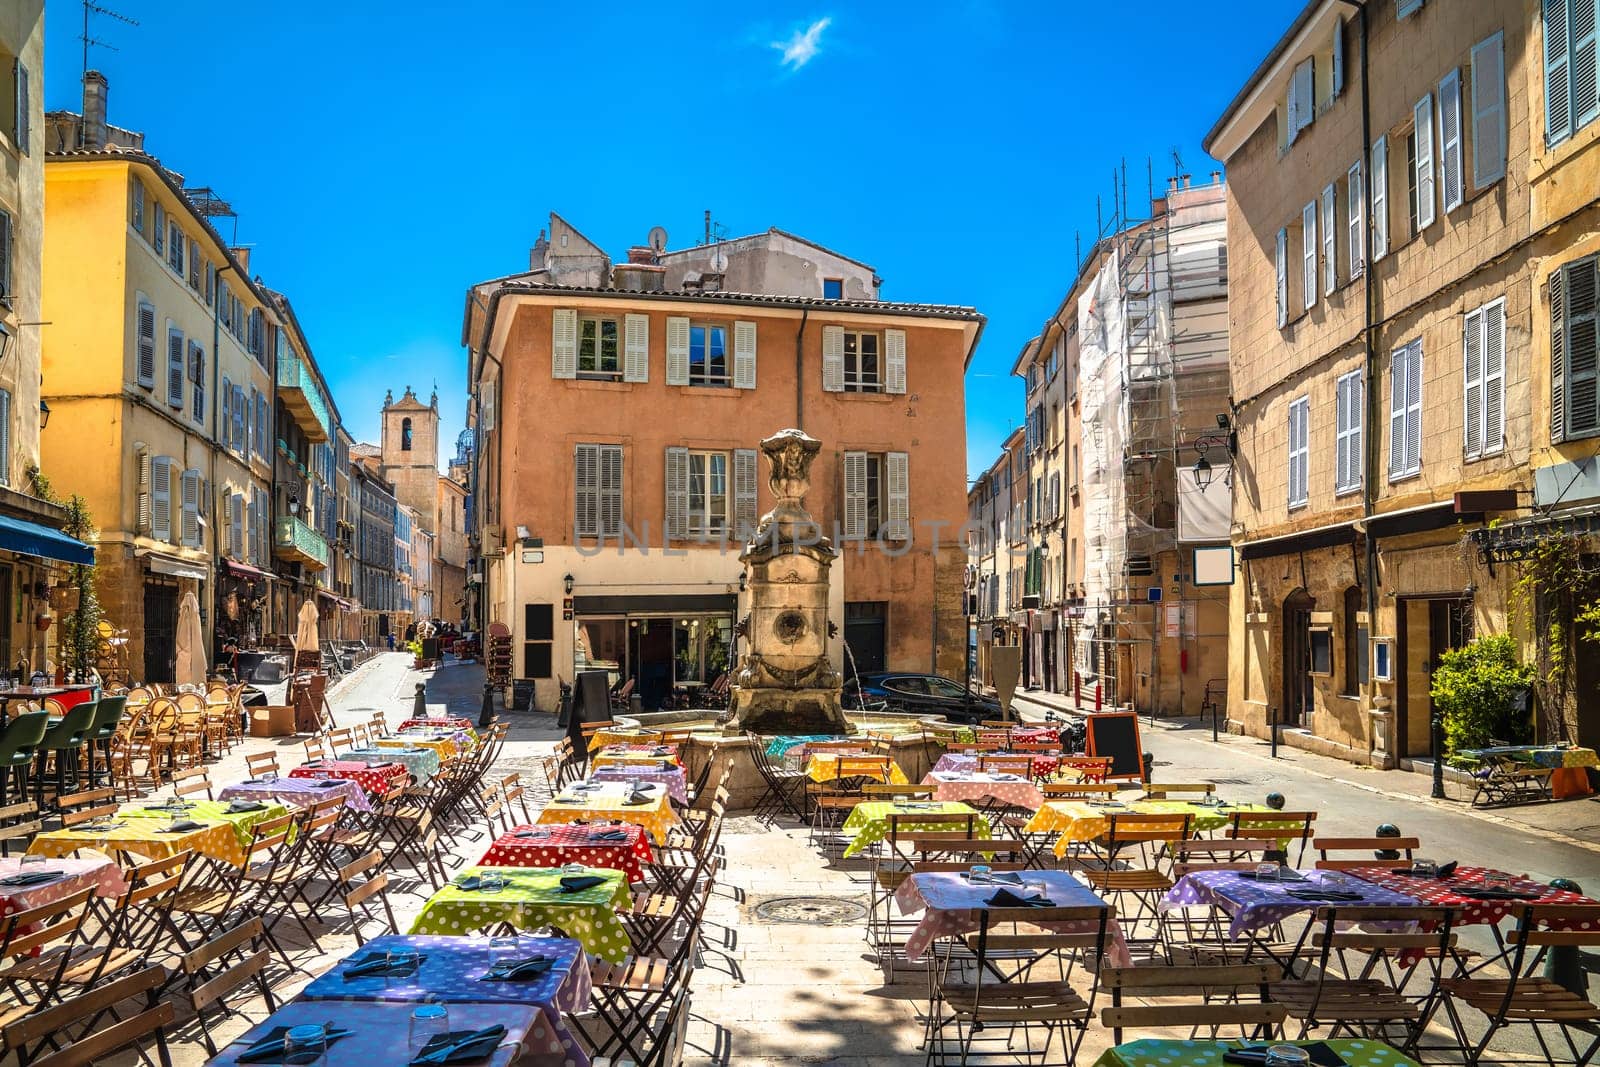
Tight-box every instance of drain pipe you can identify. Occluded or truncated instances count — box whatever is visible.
[793,308,809,430]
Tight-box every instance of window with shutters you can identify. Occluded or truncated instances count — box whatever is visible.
[179,468,202,547]
[166,325,185,409]
[167,222,184,275]
[686,451,728,536]
[577,316,622,378]
[1371,136,1391,259]
[689,324,729,385]
[843,451,909,540]
[129,181,145,235]
[1470,32,1508,188]
[1552,254,1600,442]
[1463,297,1507,459]
[248,309,264,360]
[1347,161,1365,278]
[1276,227,1288,328]
[1335,370,1364,495]
[1286,56,1315,145]
[1287,396,1310,509]
[8,60,25,155]
[574,443,623,538]
[188,342,205,424]
[152,203,164,256]
[1321,184,1337,295]
[188,248,201,292]
[843,331,882,392]
[1389,340,1424,479]
[1413,94,1436,231]
[0,210,10,305]
[1544,0,1599,147]
[0,388,10,488]
[150,455,174,542]
[1302,201,1318,310]
[1438,69,1465,211]
[203,262,213,307]
[254,391,267,460]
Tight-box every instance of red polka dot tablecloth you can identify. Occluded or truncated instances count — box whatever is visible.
[480,823,654,885]
[289,758,409,796]
[1343,864,1599,935]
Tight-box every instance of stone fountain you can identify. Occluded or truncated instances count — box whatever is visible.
[721,428,850,735]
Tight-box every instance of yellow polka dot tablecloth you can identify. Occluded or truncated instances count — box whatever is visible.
[805,753,909,784]
[373,733,459,762]
[839,800,991,859]
[27,797,291,867]
[1021,799,1278,858]
[592,744,680,770]
[407,865,634,963]
[536,780,680,844]
[1092,1038,1420,1067]
[587,727,662,753]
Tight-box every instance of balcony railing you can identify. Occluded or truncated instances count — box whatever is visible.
[276,348,331,442]
[274,515,330,571]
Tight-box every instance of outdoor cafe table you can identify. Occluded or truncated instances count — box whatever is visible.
[398,715,476,732]
[1022,799,1279,858]
[1093,1039,1421,1067]
[26,798,291,867]
[297,934,592,1066]
[1160,868,1422,941]
[0,856,126,921]
[344,745,442,784]
[933,752,1062,779]
[205,1000,540,1067]
[592,744,680,769]
[408,865,634,963]
[805,752,909,784]
[587,726,661,752]
[289,757,410,795]
[481,822,655,885]
[374,733,459,762]
[1011,725,1062,744]
[894,869,1132,966]
[394,724,479,755]
[537,780,679,844]
[840,800,991,859]
[764,735,835,760]
[1460,743,1600,799]
[923,770,1045,810]
[590,762,689,805]
[218,774,372,813]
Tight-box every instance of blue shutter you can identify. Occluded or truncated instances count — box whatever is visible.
[1548,0,1574,144]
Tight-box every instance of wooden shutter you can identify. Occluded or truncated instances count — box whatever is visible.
[152,203,163,255]
[664,446,688,539]
[1335,376,1350,491]
[600,445,623,536]
[1275,228,1288,327]
[1438,70,1464,211]
[180,468,201,547]
[1288,399,1308,507]
[886,452,909,540]
[665,317,690,386]
[1371,136,1389,259]
[189,342,205,423]
[1321,185,1336,295]
[12,60,27,155]
[623,313,649,383]
[1484,298,1506,454]
[1336,371,1363,493]
[552,308,578,379]
[1568,258,1600,438]
[1464,305,1485,457]
[1472,32,1508,187]
[1397,0,1424,15]
[136,301,156,386]
[167,327,185,407]
[732,448,758,536]
[1575,2,1600,135]
[842,451,867,539]
[1390,346,1409,478]
[255,391,267,457]
[574,443,598,536]
[0,389,9,488]
[137,453,151,533]
[1302,201,1317,310]
[733,320,757,389]
[1554,263,1569,443]
[822,326,845,391]
[220,377,232,448]
[1288,58,1314,143]
[1347,161,1365,277]
[1548,0,1573,144]
[885,328,907,394]
[479,379,496,431]
[151,456,173,542]
[1332,16,1345,97]
[1414,94,1436,229]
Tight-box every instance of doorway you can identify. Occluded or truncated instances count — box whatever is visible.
[1281,589,1314,726]
[631,619,674,710]
[1399,597,1472,758]
[844,601,887,677]
[143,581,179,683]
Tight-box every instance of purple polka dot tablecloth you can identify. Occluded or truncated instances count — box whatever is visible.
[894,869,1131,967]
[219,775,372,813]
[1161,868,1423,940]
[297,934,591,1066]
[1092,1038,1420,1067]
[589,764,688,805]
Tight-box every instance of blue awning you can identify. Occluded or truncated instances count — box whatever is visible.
[0,513,94,566]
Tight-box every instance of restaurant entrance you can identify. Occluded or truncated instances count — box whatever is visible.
[575,613,734,710]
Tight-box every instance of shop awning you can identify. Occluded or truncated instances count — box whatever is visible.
[141,552,207,581]
[223,559,271,581]
[0,514,94,566]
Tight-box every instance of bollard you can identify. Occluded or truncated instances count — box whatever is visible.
[1141,752,1154,782]
[1265,792,1285,811]
[478,681,495,729]
[1547,879,1587,997]
[1374,822,1402,860]
[412,682,427,719]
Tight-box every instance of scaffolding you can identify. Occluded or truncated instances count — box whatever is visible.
[1076,175,1231,713]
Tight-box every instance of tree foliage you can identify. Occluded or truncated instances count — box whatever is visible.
[1429,633,1534,755]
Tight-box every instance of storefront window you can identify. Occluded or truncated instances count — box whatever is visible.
[673,616,733,686]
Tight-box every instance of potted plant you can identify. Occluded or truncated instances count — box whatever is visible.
[1431,634,1535,761]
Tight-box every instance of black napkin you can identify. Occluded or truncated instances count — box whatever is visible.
[513,830,550,839]
[623,791,653,805]
[659,760,675,771]
[559,874,606,892]
[480,955,554,981]
[588,830,630,841]
[227,800,268,813]
[1223,1042,1346,1067]
[1458,888,1542,901]
[409,1025,508,1065]
[0,870,62,887]
[236,1025,355,1064]
[163,819,205,833]
[985,888,1055,907]
[453,875,482,891]
[307,781,341,789]
[1286,889,1365,901]
[342,951,427,979]
[1236,869,1308,882]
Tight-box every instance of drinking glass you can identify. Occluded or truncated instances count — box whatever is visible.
[384,948,421,984]
[489,935,521,969]
[1484,870,1512,891]
[969,865,992,884]
[409,1002,450,1052]
[1264,1046,1311,1067]
[17,853,45,868]
[1255,862,1279,882]
[283,1023,328,1066]
[1411,859,1439,878]
[479,871,507,895]
[562,862,586,875]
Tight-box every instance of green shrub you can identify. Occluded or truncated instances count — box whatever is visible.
[1429,634,1534,755]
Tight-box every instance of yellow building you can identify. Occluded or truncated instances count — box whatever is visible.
[42,75,276,682]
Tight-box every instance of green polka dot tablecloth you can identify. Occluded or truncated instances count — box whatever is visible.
[840,800,991,858]
[408,865,634,963]
[1092,1039,1420,1067]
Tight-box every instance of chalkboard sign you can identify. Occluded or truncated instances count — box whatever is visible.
[567,670,614,751]
[1085,712,1145,780]
[511,680,536,712]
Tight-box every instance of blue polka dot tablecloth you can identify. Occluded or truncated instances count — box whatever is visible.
[1093,1038,1421,1067]
[408,865,634,963]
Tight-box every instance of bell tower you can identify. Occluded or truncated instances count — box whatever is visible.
[379,386,440,535]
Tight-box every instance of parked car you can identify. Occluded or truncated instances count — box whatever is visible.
[843,671,1001,725]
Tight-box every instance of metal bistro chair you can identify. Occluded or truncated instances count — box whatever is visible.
[84,696,127,790]
[0,712,50,809]
[34,701,99,809]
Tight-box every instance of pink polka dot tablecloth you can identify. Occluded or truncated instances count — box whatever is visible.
[932,752,1061,779]
[0,856,127,919]
[481,823,655,885]
[589,764,688,805]
[894,869,1131,967]
[922,770,1044,810]
[219,775,372,813]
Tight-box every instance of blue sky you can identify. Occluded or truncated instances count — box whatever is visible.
[43,1,1294,476]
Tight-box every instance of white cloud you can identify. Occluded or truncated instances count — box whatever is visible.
[773,17,831,71]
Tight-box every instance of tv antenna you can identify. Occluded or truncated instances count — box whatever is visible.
[81,1,138,79]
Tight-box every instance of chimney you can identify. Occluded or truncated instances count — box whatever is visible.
[530,229,547,271]
[230,247,251,273]
[626,246,655,265]
[81,70,108,150]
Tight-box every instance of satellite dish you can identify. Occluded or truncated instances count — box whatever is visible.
[647,226,668,253]
[710,246,728,273]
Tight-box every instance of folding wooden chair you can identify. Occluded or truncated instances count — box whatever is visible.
[1143,782,1217,800]
[336,850,397,945]
[1057,756,1112,783]
[1230,811,1318,865]
[0,886,97,1031]
[1081,811,1192,943]
[2,963,173,1067]
[243,751,279,779]
[978,754,1035,778]
[57,787,119,828]
[1100,962,1286,1044]
[169,767,214,803]
[176,918,277,1056]
[302,736,330,763]
[499,772,533,824]
[1312,834,1418,870]
[747,734,806,823]
[0,801,41,857]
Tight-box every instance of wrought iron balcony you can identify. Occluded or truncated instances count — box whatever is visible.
[275,348,331,442]
[274,515,330,571]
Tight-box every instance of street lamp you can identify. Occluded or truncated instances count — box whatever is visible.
[738,572,747,593]
[37,399,49,430]
[288,494,301,516]
[1189,414,1238,490]
[563,573,574,595]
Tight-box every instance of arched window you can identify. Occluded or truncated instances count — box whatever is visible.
[401,418,413,451]
[1344,586,1367,694]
